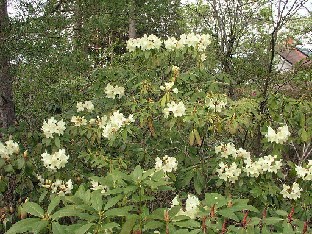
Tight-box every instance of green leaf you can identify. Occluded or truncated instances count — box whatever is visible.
[275,210,288,217]
[48,196,61,215]
[91,190,103,212]
[105,206,133,217]
[218,209,239,222]
[264,217,284,225]
[32,220,49,233]
[104,194,123,211]
[119,215,138,234]
[22,202,44,218]
[174,219,200,228]
[144,220,164,230]
[6,218,41,234]
[74,223,94,234]
[55,137,61,148]
[51,206,83,221]
[52,222,67,234]
[16,158,25,169]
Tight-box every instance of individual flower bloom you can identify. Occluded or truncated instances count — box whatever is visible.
[172,101,186,117]
[295,165,307,178]
[155,157,163,171]
[41,149,69,171]
[200,54,207,62]
[172,65,180,74]
[97,115,108,128]
[126,38,137,52]
[84,101,94,112]
[110,110,126,128]
[5,140,19,155]
[124,114,135,125]
[164,37,178,50]
[185,33,201,48]
[89,118,96,125]
[76,102,85,112]
[102,123,118,139]
[280,182,302,200]
[0,142,10,159]
[265,125,290,144]
[155,155,178,173]
[216,162,241,183]
[105,83,116,99]
[207,98,227,113]
[114,86,125,99]
[172,88,179,94]
[42,117,57,138]
[55,119,66,135]
[184,194,200,219]
[215,143,237,158]
[163,108,170,118]
[163,82,174,91]
[171,195,180,208]
[90,180,109,194]
[236,148,250,159]
[71,116,87,126]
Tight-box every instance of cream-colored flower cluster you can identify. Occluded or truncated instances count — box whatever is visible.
[215,143,250,159]
[0,140,19,159]
[160,81,178,93]
[265,125,291,144]
[37,175,73,196]
[206,97,227,113]
[90,180,109,194]
[216,162,242,183]
[295,161,312,180]
[71,116,87,126]
[280,182,302,200]
[126,33,211,52]
[42,117,66,138]
[155,155,178,173]
[171,194,200,219]
[127,34,162,52]
[77,101,94,112]
[101,111,135,139]
[163,101,186,118]
[244,155,282,177]
[41,149,69,171]
[105,83,125,99]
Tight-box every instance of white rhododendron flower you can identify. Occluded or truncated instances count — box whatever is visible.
[200,54,207,62]
[76,102,85,112]
[295,161,312,180]
[163,101,186,118]
[164,37,178,50]
[90,180,109,194]
[176,194,200,219]
[244,155,282,177]
[42,117,66,138]
[41,149,69,171]
[216,162,241,183]
[207,98,227,112]
[105,83,125,99]
[101,111,135,139]
[126,33,211,52]
[160,82,174,91]
[265,125,290,144]
[38,175,73,195]
[71,116,87,126]
[280,182,302,200]
[155,155,178,173]
[215,142,237,158]
[0,140,19,159]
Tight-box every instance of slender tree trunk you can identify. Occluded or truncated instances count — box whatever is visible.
[0,0,15,129]
[128,0,136,38]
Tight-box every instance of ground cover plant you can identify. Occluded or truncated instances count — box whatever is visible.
[1,31,312,233]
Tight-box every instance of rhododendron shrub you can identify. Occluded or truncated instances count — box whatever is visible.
[1,34,312,233]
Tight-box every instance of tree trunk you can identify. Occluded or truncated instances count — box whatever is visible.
[0,0,15,129]
[128,0,136,38]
